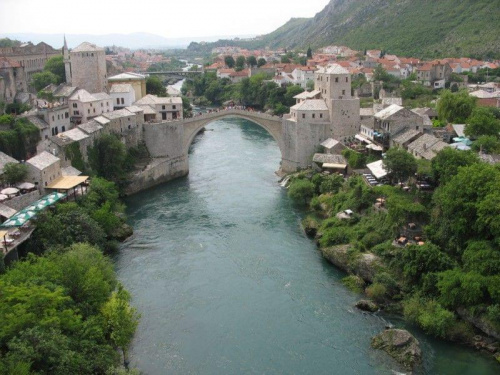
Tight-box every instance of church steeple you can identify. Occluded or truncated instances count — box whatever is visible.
[63,35,72,84]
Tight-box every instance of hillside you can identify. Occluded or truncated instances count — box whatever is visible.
[192,0,500,59]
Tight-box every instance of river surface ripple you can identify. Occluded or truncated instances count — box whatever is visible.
[116,118,498,375]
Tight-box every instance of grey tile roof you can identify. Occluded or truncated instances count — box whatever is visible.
[72,42,104,52]
[0,152,18,173]
[110,84,134,93]
[26,151,60,170]
[27,115,49,130]
[407,134,449,160]
[312,153,347,164]
[291,99,329,111]
[392,129,422,145]
[78,120,103,134]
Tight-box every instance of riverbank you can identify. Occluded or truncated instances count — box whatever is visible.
[285,169,500,366]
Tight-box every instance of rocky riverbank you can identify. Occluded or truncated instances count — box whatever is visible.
[285,170,500,368]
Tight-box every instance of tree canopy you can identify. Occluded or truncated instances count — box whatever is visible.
[383,147,417,183]
[224,55,235,68]
[437,89,477,123]
[464,107,500,138]
[1,162,28,185]
[146,76,167,97]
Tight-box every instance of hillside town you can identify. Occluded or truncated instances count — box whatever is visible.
[0,38,499,258]
[0,31,500,373]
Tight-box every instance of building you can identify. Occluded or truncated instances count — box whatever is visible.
[69,89,112,124]
[110,84,136,109]
[108,72,147,100]
[315,64,360,141]
[134,95,183,121]
[0,41,60,92]
[416,61,452,88]
[0,57,26,103]
[25,151,62,191]
[64,40,108,93]
[407,133,449,160]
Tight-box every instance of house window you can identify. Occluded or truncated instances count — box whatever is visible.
[52,116,55,121]
[121,98,125,105]
[326,77,329,82]
[312,114,315,119]
[93,108,96,113]
[162,105,166,110]
[72,103,77,108]
[116,98,120,105]
[302,113,305,119]
[173,105,176,109]
[335,77,339,83]
[320,114,323,119]
[90,103,92,107]
[88,109,90,114]
[346,77,348,82]
[416,126,419,130]
[62,126,65,132]
[342,90,346,95]
[65,112,69,118]
[74,110,79,115]
[101,102,103,107]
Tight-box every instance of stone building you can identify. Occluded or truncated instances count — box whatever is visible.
[110,83,136,109]
[69,89,112,124]
[314,64,360,141]
[64,41,108,93]
[25,151,62,192]
[0,41,60,92]
[108,72,146,100]
[134,95,183,121]
[0,57,26,103]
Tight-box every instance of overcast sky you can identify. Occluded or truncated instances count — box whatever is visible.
[0,0,329,38]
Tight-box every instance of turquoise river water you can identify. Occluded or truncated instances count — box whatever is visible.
[116,118,498,374]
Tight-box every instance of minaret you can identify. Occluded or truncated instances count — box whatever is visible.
[63,35,72,84]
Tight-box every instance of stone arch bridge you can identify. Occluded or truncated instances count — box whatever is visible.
[133,109,315,193]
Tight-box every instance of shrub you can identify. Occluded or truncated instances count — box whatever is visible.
[319,226,351,247]
[366,283,387,303]
[342,275,365,293]
[403,296,455,338]
[288,179,315,204]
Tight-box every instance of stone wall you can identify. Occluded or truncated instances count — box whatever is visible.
[144,121,184,158]
[4,190,41,211]
[125,156,188,195]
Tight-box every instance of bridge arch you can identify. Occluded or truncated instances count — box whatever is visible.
[182,110,285,159]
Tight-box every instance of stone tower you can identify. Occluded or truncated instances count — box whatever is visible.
[63,36,72,85]
[67,42,108,93]
[315,64,360,141]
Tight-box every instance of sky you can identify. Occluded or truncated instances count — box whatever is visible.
[0,0,329,39]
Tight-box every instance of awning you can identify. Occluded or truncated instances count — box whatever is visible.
[355,134,373,144]
[366,144,383,151]
[366,160,388,179]
[1,192,66,227]
[323,163,347,169]
[46,176,89,190]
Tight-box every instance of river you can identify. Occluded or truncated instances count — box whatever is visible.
[116,118,498,374]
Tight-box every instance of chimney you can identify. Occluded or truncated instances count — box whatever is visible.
[423,143,427,151]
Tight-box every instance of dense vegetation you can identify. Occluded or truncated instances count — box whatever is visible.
[0,115,40,160]
[191,0,500,60]
[288,147,500,353]
[0,178,138,374]
[31,56,66,92]
[182,72,304,114]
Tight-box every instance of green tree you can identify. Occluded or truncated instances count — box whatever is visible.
[31,71,58,92]
[1,162,28,185]
[288,179,315,204]
[246,56,257,68]
[471,135,500,154]
[235,56,246,71]
[319,174,344,194]
[43,55,65,84]
[284,85,304,106]
[383,148,417,183]
[464,107,500,138]
[429,163,500,254]
[257,58,266,67]
[146,76,167,97]
[101,286,140,366]
[307,47,313,59]
[88,134,128,186]
[437,89,476,123]
[224,55,235,68]
[280,56,291,63]
[373,65,391,82]
[431,148,479,185]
